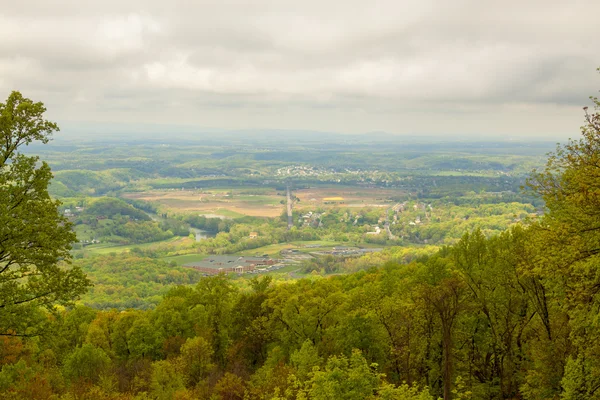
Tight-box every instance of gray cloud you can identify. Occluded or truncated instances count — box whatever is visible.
[1,0,599,138]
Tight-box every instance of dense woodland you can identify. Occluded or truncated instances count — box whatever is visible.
[2,72,600,399]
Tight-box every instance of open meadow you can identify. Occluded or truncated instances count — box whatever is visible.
[123,188,284,217]
[74,236,194,256]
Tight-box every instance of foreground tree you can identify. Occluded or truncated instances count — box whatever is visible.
[526,68,600,398]
[0,91,89,336]
[525,68,600,277]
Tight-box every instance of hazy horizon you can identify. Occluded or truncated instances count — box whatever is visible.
[54,121,571,144]
[2,0,599,140]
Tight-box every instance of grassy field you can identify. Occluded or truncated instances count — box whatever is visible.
[161,253,208,265]
[123,189,285,217]
[74,236,191,255]
[237,243,297,257]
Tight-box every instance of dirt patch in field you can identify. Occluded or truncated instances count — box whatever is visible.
[294,187,404,207]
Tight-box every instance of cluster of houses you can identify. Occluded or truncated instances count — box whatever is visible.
[366,225,382,235]
[63,206,84,217]
[391,202,433,227]
[299,211,323,228]
[80,238,101,245]
[408,216,422,226]
[275,165,328,177]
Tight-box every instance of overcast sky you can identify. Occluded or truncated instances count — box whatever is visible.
[1,0,599,139]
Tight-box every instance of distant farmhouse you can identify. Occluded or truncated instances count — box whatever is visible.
[184,255,277,275]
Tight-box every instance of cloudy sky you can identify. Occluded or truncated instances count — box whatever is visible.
[1,0,599,139]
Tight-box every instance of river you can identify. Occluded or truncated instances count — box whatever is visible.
[190,228,217,242]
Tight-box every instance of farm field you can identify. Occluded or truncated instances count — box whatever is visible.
[122,189,284,217]
[122,185,407,218]
[294,186,404,208]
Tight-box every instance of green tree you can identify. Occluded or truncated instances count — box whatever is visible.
[524,68,600,398]
[213,372,245,400]
[290,339,322,382]
[266,278,346,356]
[178,336,214,387]
[229,276,274,372]
[452,228,534,398]
[525,68,600,297]
[127,315,162,360]
[63,343,111,384]
[417,255,466,400]
[376,382,434,400]
[307,349,381,400]
[0,91,90,336]
[193,275,238,367]
[150,360,185,400]
[0,359,54,399]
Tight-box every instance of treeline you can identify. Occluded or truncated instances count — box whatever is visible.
[51,169,150,196]
[179,214,235,233]
[50,163,533,200]
[84,198,151,221]
[121,198,161,214]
